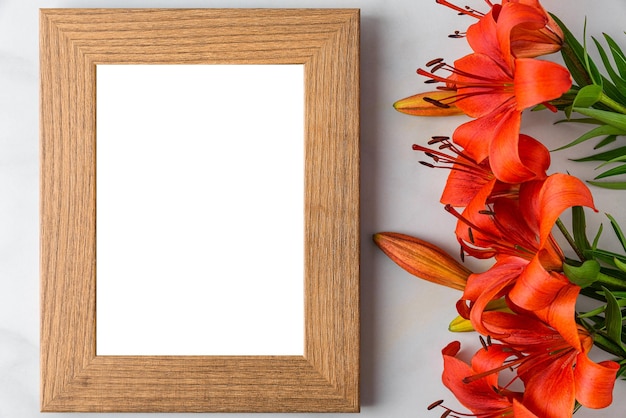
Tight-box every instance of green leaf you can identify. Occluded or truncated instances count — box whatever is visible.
[555,117,602,125]
[579,297,626,318]
[604,32,626,79]
[596,272,626,290]
[572,84,603,108]
[573,107,626,131]
[592,223,603,250]
[572,146,626,162]
[552,13,595,87]
[595,163,626,179]
[585,248,626,265]
[554,124,625,151]
[603,287,625,348]
[593,332,626,357]
[587,180,626,189]
[572,206,590,252]
[616,258,626,273]
[564,260,601,287]
[583,20,603,86]
[608,292,626,298]
[595,135,618,149]
[607,213,626,253]
[592,37,626,93]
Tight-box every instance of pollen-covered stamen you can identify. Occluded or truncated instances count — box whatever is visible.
[419,63,505,84]
[427,400,507,418]
[435,0,487,19]
[445,205,530,257]
[486,206,540,256]
[479,335,489,350]
[417,64,516,108]
[428,400,445,410]
[448,30,466,39]
[428,135,451,144]
[462,355,526,384]
[424,96,452,108]
[426,57,445,67]
[413,139,495,189]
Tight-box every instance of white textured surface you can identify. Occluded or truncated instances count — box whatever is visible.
[3,0,625,416]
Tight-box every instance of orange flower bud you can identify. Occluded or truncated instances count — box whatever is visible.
[393,91,464,116]
[373,232,471,290]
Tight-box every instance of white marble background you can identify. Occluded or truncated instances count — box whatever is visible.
[2,0,625,416]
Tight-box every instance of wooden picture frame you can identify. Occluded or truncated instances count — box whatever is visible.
[40,8,359,412]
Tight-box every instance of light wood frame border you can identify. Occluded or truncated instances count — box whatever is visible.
[40,8,359,412]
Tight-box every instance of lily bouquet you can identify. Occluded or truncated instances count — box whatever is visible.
[374,1,626,417]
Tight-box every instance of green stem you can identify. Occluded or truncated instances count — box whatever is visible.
[596,272,626,290]
[556,218,585,261]
[598,92,626,115]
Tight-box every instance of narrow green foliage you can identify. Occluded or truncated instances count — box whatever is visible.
[609,291,626,298]
[594,163,626,179]
[604,32,626,79]
[585,248,626,266]
[607,213,626,253]
[592,223,603,250]
[587,180,626,189]
[572,146,626,162]
[594,134,617,149]
[602,287,625,349]
[552,13,595,87]
[572,206,591,253]
[554,124,624,151]
[573,107,626,131]
[615,257,626,273]
[592,332,626,358]
[578,297,626,318]
[593,37,626,92]
[583,19,603,86]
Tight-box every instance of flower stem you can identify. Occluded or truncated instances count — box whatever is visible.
[596,272,626,290]
[556,218,585,261]
[598,93,626,115]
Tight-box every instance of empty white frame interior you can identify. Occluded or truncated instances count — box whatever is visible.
[96,64,305,355]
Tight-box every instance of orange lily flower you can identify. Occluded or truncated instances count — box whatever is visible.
[477,295,620,417]
[418,1,571,183]
[505,0,564,58]
[419,53,571,183]
[450,174,595,333]
[414,134,549,207]
[436,0,563,59]
[433,340,538,418]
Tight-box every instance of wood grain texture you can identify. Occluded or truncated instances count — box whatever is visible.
[40,8,359,412]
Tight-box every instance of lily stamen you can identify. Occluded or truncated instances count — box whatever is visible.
[428,400,514,418]
[435,0,487,19]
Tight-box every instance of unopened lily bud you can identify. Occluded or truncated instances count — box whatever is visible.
[373,232,471,290]
[448,299,511,332]
[393,91,463,116]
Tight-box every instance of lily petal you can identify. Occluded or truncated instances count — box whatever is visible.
[574,353,620,409]
[514,58,572,109]
[509,257,571,311]
[534,173,596,247]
